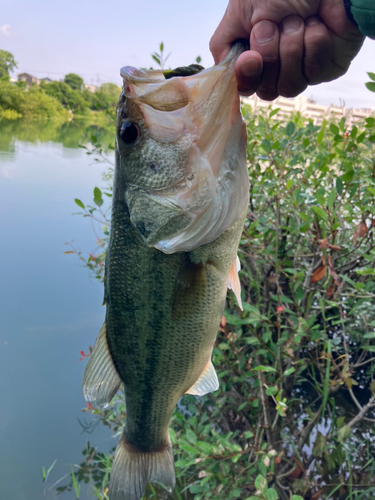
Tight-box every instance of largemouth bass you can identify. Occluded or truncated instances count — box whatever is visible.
[83,43,249,500]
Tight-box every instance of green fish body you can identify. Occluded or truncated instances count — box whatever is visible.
[83,43,249,500]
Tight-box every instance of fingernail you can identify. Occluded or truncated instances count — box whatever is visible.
[241,59,260,77]
[253,21,276,44]
[282,16,303,33]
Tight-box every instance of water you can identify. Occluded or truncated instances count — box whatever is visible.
[0,118,115,500]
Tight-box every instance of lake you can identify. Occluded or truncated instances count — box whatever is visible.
[0,118,116,500]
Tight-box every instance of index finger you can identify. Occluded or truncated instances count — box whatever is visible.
[210,4,251,64]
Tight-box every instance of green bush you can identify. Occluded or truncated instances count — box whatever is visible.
[0,80,70,120]
[59,106,375,500]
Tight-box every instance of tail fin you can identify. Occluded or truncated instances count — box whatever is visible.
[109,433,175,500]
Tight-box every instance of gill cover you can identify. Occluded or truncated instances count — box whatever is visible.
[119,43,249,254]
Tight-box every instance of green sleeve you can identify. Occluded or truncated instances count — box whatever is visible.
[350,0,375,39]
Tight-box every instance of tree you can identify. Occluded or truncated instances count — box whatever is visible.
[100,82,121,100]
[0,50,17,80]
[64,73,84,91]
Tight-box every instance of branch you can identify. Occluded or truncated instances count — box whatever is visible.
[256,357,273,447]
[347,393,375,428]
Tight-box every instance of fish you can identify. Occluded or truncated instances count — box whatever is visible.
[82,42,249,500]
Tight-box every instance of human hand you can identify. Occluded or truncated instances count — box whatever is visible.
[210,0,365,100]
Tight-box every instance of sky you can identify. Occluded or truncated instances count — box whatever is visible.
[1,0,375,109]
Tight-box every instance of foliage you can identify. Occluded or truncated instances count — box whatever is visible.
[365,72,375,93]
[64,73,84,91]
[41,80,88,112]
[151,42,171,70]
[0,49,17,80]
[55,50,375,500]
[0,79,70,120]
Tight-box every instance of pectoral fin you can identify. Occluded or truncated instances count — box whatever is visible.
[186,359,219,396]
[228,255,243,311]
[82,322,122,407]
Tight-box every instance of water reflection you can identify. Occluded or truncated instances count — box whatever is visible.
[0,117,115,158]
[0,117,114,500]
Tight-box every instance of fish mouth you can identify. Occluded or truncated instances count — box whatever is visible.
[120,42,250,254]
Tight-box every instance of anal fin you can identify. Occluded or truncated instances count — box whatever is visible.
[82,321,122,407]
[186,359,219,396]
[228,254,243,310]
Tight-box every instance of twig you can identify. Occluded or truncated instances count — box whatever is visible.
[347,394,375,428]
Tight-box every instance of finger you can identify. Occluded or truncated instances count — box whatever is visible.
[303,16,332,84]
[210,2,251,64]
[235,50,263,96]
[277,15,307,97]
[250,20,280,101]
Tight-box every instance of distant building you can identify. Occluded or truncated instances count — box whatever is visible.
[17,73,39,86]
[84,84,97,93]
[242,94,373,128]
[40,77,53,83]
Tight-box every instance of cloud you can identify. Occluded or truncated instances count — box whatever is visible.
[0,25,11,36]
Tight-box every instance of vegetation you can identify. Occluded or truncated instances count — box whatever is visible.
[49,53,375,500]
[0,79,71,121]
[0,49,121,121]
[64,72,84,91]
[0,49,17,80]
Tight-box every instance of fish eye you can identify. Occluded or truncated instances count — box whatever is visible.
[119,121,139,145]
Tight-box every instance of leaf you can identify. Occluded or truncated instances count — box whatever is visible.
[285,121,295,137]
[311,265,327,283]
[266,386,278,396]
[93,187,103,206]
[284,367,295,376]
[254,474,267,491]
[265,488,278,500]
[336,177,343,195]
[368,72,375,81]
[160,42,164,52]
[312,206,328,221]
[152,54,161,65]
[185,429,197,444]
[328,244,342,252]
[364,332,375,339]
[253,366,277,372]
[269,108,280,118]
[180,443,197,454]
[74,198,85,209]
[357,269,375,275]
[357,221,368,237]
[312,431,326,457]
[330,124,339,135]
[363,346,375,352]
[336,416,345,429]
[318,238,329,249]
[64,251,75,254]
[337,425,351,442]
[365,82,375,92]
[317,129,324,143]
